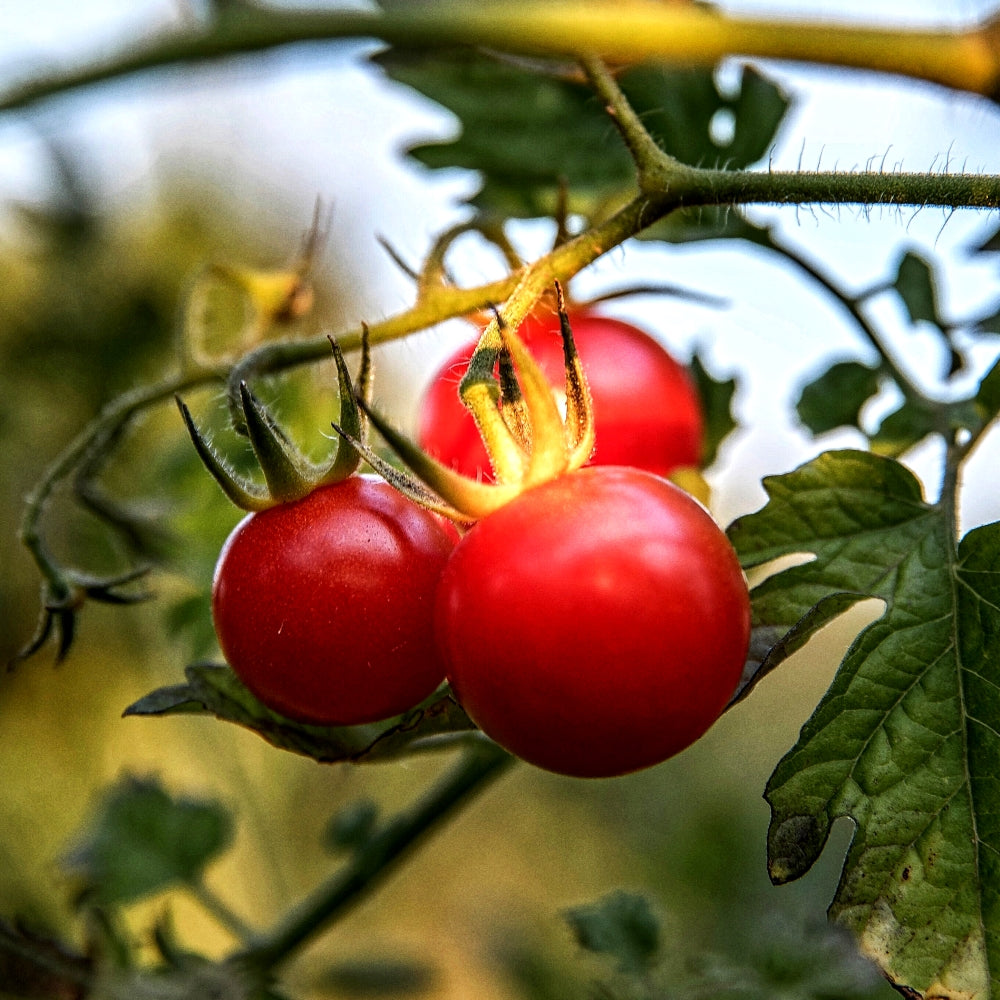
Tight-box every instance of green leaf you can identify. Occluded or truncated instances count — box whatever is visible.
[728,449,1000,999]
[124,664,477,764]
[893,250,941,327]
[688,351,737,468]
[63,776,232,906]
[795,360,881,437]
[563,891,661,975]
[870,398,940,458]
[891,250,963,376]
[373,49,789,219]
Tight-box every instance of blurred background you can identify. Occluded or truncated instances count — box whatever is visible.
[1,2,999,997]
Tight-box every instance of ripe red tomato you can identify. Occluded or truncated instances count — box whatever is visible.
[435,467,750,777]
[211,475,457,726]
[419,308,704,480]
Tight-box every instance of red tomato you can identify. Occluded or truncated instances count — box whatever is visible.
[419,308,704,480]
[212,476,456,726]
[435,467,750,777]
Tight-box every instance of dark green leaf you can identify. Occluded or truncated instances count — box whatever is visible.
[63,775,232,906]
[870,398,940,457]
[795,359,881,436]
[728,449,1000,998]
[688,352,737,468]
[616,63,788,171]
[124,664,476,764]
[563,891,661,975]
[891,251,965,376]
[893,250,941,327]
[373,49,789,220]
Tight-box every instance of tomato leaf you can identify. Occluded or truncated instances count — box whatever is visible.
[688,351,737,468]
[795,360,881,437]
[372,49,788,220]
[563,891,661,975]
[124,664,476,764]
[891,250,963,377]
[728,449,1000,998]
[62,775,232,906]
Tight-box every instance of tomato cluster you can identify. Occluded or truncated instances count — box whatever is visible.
[206,307,750,777]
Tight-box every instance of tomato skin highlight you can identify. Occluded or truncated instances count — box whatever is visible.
[419,308,704,480]
[212,476,456,726]
[435,467,751,778]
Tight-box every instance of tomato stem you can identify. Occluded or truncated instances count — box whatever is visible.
[235,740,513,973]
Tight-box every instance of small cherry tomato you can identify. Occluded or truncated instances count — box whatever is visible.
[435,466,750,777]
[419,308,704,480]
[212,475,456,726]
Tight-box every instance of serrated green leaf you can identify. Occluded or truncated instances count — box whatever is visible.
[373,49,789,220]
[124,664,476,764]
[563,891,661,975]
[796,360,881,437]
[728,449,1000,999]
[63,776,232,906]
[688,352,737,468]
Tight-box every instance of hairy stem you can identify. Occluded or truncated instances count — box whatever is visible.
[237,740,513,972]
[2,4,998,113]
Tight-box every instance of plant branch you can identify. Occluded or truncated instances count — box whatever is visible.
[578,55,686,187]
[763,229,938,408]
[236,739,513,972]
[2,4,999,114]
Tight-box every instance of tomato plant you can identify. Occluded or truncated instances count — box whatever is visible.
[419,307,704,481]
[211,475,456,726]
[435,466,751,778]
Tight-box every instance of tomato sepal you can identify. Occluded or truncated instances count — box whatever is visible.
[177,334,369,511]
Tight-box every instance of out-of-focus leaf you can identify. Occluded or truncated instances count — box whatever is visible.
[891,250,963,376]
[893,250,941,327]
[373,48,789,221]
[869,398,941,457]
[563,891,661,975]
[796,359,881,437]
[728,449,1000,999]
[124,664,476,764]
[63,775,232,906]
[688,351,737,468]
[324,799,380,853]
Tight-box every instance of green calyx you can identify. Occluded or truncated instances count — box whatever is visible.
[335,283,596,523]
[177,334,371,511]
